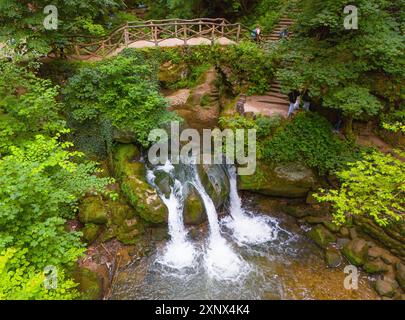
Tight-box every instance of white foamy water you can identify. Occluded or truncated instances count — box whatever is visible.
[222,166,278,245]
[192,167,251,281]
[148,164,196,270]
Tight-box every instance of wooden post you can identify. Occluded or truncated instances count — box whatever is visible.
[211,24,215,45]
[199,20,202,34]
[184,25,187,45]
[101,42,105,57]
[220,21,225,37]
[154,26,158,46]
[236,24,241,42]
[175,21,178,38]
[124,26,129,47]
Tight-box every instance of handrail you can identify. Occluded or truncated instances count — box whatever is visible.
[70,18,254,58]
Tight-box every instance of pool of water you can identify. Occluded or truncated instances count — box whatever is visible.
[110,194,378,300]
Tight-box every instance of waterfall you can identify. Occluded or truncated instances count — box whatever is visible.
[192,167,251,281]
[222,166,278,245]
[147,161,196,270]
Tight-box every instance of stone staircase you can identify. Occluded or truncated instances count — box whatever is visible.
[244,17,295,118]
[266,18,294,41]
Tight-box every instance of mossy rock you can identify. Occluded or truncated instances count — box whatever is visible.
[239,161,318,198]
[184,185,206,225]
[342,239,369,266]
[325,246,342,268]
[282,204,311,218]
[79,196,108,225]
[307,225,336,248]
[82,224,102,244]
[73,267,103,300]
[363,258,390,274]
[106,199,144,245]
[396,263,405,291]
[113,144,168,225]
[158,61,188,87]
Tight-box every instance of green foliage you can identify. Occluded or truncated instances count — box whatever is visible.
[261,112,358,174]
[323,85,383,119]
[0,133,112,267]
[241,0,286,33]
[63,50,177,147]
[0,62,65,155]
[315,150,405,227]
[0,248,80,300]
[144,0,257,20]
[0,0,124,59]
[213,42,275,94]
[276,0,404,122]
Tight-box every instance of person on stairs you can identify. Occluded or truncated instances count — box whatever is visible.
[251,25,261,43]
[278,28,289,39]
[287,90,300,118]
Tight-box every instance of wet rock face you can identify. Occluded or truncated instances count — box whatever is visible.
[183,184,206,225]
[113,144,168,225]
[197,163,230,210]
[239,161,318,198]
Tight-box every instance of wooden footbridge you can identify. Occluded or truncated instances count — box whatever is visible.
[70,18,252,59]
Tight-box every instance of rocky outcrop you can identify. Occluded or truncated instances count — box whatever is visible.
[197,163,230,210]
[169,69,220,131]
[79,196,108,225]
[183,185,206,225]
[158,61,188,88]
[239,161,318,198]
[113,144,168,225]
[353,216,405,258]
[307,225,336,248]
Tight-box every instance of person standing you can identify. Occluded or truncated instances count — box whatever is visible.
[302,90,311,111]
[251,25,261,43]
[287,90,300,118]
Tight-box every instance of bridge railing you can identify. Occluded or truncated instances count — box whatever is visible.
[70,19,251,58]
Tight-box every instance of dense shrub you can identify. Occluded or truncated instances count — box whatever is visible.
[63,50,177,147]
[261,113,358,174]
[316,150,405,227]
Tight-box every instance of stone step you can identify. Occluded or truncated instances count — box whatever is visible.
[268,91,288,99]
[258,96,289,105]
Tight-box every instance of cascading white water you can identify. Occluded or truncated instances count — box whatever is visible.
[147,162,196,270]
[222,166,278,245]
[192,167,251,281]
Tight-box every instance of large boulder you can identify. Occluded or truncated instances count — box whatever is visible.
[396,263,405,291]
[239,161,318,198]
[73,267,103,300]
[307,225,336,248]
[113,144,168,225]
[183,184,206,225]
[342,239,369,266]
[79,196,108,225]
[325,246,343,268]
[375,277,399,298]
[158,61,188,87]
[197,163,230,210]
